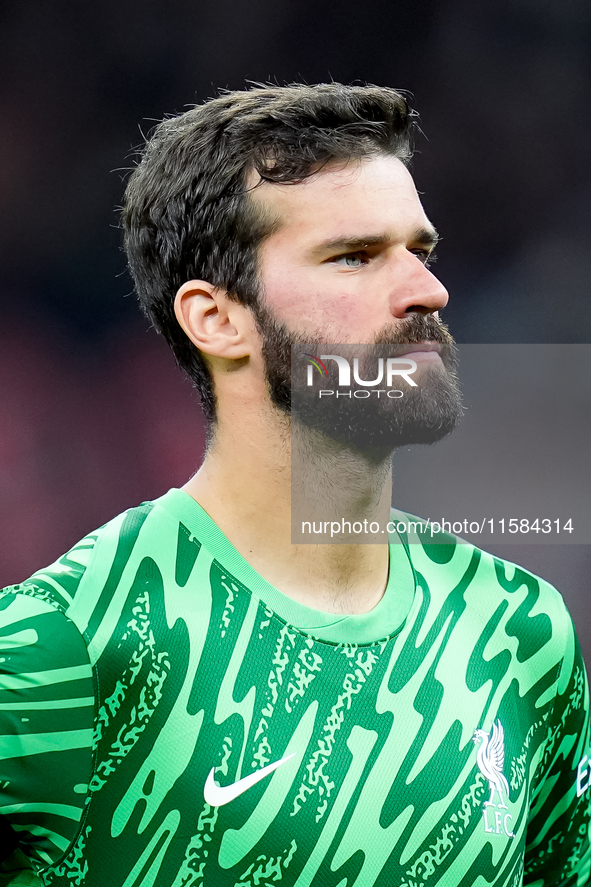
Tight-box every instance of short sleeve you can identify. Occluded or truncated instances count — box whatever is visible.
[0,591,95,874]
[524,614,591,886]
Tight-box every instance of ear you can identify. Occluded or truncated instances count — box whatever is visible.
[174,280,252,360]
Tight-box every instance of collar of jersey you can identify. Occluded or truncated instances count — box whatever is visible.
[153,488,417,645]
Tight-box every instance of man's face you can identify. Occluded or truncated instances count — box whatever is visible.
[247,154,463,451]
[252,154,448,343]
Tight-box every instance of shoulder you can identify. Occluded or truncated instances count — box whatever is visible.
[6,498,170,606]
[391,505,569,602]
[391,506,576,666]
[1,490,211,650]
[0,496,183,640]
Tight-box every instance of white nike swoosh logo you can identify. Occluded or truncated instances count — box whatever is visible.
[204,753,296,807]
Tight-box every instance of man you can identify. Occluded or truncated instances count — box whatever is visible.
[0,83,589,886]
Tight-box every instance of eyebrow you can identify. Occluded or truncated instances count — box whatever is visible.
[309,227,440,257]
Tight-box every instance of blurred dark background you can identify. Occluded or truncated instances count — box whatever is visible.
[1,0,590,655]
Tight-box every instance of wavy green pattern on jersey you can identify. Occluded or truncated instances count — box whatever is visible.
[0,587,95,869]
[0,489,589,887]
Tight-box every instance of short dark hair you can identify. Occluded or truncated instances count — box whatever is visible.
[122,83,415,422]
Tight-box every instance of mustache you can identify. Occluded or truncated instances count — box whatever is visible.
[372,314,455,346]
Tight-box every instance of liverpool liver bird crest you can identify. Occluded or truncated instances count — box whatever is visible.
[473,720,510,809]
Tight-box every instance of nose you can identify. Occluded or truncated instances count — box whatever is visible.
[389,252,449,319]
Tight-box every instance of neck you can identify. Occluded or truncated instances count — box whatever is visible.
[183,398,393,615]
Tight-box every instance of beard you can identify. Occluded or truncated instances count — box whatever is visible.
[253,301,464,458]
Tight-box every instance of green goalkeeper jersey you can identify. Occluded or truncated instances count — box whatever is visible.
[0,488,589,886]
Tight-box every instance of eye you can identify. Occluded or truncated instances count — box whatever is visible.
[331,252,368,268]
[411,248,437,267]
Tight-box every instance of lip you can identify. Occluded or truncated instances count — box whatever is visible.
[394,342,442,355]
[392,342,444,364]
